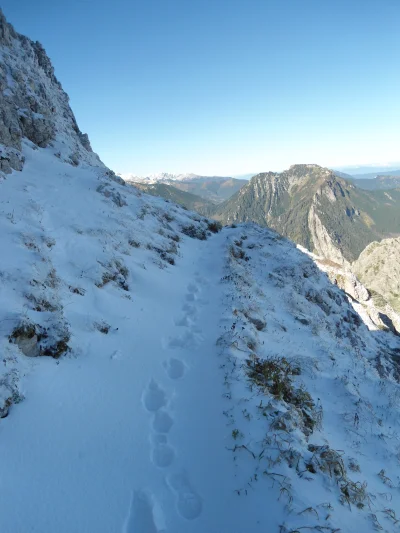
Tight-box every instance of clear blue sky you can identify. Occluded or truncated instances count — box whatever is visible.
[2,0,400,176]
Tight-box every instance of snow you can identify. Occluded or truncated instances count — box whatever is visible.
[119,172,199,184]
[1,11,398,530]
[0,142,400,532]
[119,172,229,184]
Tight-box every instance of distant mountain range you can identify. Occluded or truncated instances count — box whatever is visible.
[346,173,400,191]
[331,169,400,190]
[334,164,400,176]
[133,182,214,213]
[120,172,205,183]
[123,173,248,204]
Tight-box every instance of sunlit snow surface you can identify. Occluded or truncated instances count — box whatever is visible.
[0,143,399,532]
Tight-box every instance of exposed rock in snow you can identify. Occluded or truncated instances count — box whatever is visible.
[0,8,99,177]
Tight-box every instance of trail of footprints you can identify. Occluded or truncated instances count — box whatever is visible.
[133,273,206,530]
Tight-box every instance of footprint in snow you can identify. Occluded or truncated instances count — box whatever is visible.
[174,315,191,327]
[181,303,197,318]
[168,330,197,349]
[142,379,167,412]
[151,433,168,445]
[153,410,174,433]
[195,274,207,286]
[187,283,199,294]
[185,292,197,302]
[123,490,165,533]
[163,358,185,380]
[151,442,175,468]
[167,472,202,520]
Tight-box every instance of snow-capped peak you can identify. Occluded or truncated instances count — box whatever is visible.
[118,172,200,183]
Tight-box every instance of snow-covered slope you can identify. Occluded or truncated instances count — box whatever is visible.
[0,9,101,176]
[217,227,400,533]
[1,9,400,533]
[0,141,224,532]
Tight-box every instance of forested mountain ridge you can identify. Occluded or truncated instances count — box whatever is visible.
[211,164,400,263]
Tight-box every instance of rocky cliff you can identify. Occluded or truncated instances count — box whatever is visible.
[298,246,400,334]
[0,9,101,177]
[211,164,400,264]
[354,237,400,316]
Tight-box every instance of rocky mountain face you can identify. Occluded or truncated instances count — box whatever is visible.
[354,237,400,315]
[0,9,101,177]
[298,246,400,334]
[123,173,248,204]
[212,164,400,264]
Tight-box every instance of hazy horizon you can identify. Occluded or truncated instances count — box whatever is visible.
[119,163,400,180]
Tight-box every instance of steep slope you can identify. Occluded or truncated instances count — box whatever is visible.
[212,164,400,263]
[0,9,100,175]
[354,237,400,314]
[1,10,400,533]
[131,181,215,214]
[123,173,248,204]
[298,246,400,334]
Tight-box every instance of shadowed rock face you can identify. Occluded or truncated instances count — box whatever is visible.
[297,245,400,334]
[0,9,98,175]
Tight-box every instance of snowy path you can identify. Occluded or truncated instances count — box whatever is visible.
[2,150,400,533]
[0,148,277,533]
[0,232,251,533]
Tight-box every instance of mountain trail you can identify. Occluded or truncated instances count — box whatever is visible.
[0,218,249,532]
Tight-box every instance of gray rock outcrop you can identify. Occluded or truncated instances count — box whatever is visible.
[353,238,400,315]
[298,245,400,334]
[0,8,101,176]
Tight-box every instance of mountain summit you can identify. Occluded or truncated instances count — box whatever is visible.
[212,164,400,263]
